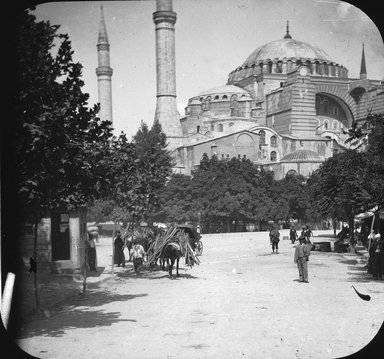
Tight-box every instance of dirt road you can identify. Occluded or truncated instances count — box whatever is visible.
[16,231,384,359]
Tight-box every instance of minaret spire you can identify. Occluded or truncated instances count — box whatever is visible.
[284,20,292,39]
[360,42,367,80]
[96,3,113,124]
[153,0,182,148]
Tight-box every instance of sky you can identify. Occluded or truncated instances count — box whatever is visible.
[32,0,384,139]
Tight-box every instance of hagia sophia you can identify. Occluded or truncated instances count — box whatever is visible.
[96,0,384,180]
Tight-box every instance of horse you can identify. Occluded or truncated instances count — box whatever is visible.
[162,230,197,279]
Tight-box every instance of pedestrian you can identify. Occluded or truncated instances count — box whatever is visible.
[304,225,313,244]
[368,230,383,279]
[289,225,298,244]
[87,232,97,272]
[269,226,280,253]
[132,241,146,274]
[114,230,126,267]
[294,236,310,283]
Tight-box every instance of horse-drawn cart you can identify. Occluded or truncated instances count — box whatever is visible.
[146,224,201,278]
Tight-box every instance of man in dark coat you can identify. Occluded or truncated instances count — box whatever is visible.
[269,227,280,253]
[114,231,126,267]
[290,225,298,244]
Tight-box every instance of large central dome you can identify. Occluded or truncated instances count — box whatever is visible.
[227,25,347,84]
[243,37,331,66]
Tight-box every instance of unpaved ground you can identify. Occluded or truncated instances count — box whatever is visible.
[16,231,384,359]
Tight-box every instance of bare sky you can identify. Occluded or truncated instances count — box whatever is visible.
[33,0,384,139]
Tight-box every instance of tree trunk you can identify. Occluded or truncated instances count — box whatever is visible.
[348,215,356,253]
[111,222,117,275]
[33,218,40,312]
[332,218,337,237]
[82,236,88,294]
[226,218,231,233]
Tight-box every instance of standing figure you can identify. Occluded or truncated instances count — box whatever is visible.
[294,236,310,283]
[87,232,98,272]
[289,225,298,244]
[114,231,126,267]
[132,242,146,274]
[304,225,313,244]
[368,230,382,279]
[269,227,280,253]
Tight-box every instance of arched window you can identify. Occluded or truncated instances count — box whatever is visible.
[276,61,283,73]
[204,96,211,110]
[270,135,277,147]
[323,101,328,114]
[315,61,320,74]
[324,63,329,76]
[306,60,312,73]
[214,95,219,100]
[331,65,336,76]
[259,130,266,145]
[222,95,228,100]
[333,106,338,116]
[296,60,302,68]
[323,120,329,130]
[218,124,223,132]
[270,151,277,161]
[268,61,273,73]
[211,124,214,131]
[197,125,200,133]
[332,121,338,130]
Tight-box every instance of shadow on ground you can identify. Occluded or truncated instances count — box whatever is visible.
[17,290,147,339]
[113,264,199,280]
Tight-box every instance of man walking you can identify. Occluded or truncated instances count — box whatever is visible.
[294,237,310,283]
[132,242,146,274]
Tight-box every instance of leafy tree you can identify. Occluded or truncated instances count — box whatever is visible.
[311,150,367,247]
[9,10,114,309]
[133,120,174,222]
[152,173,194,224]
[346,112,384,210]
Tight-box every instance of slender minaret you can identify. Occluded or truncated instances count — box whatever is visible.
[153,0,183,148]
[96,4,113,124]
[359,43,367,80]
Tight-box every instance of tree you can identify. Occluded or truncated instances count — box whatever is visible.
[10,10,114,310]
[133,120,174,223]
[346,112,384,210]
[152,173,194,224]
[310,150,367,248]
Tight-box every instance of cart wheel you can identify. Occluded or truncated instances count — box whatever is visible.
[196,241,203,256]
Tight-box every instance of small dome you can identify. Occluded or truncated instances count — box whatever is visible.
[198,85,249,96]
[281,149,322,162]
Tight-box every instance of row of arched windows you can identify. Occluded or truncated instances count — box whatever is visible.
[258,130,277,147]
[231,60,347,77]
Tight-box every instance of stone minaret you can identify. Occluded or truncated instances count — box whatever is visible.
[153,0,183,148]
[360,43,367,80]
[96,4,113,124]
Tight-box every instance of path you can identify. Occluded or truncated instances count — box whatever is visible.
[15,231,384,358]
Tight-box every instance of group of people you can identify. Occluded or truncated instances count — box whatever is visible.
[269,225,313,283]
[289,225,313,244]
[114,230,146,274]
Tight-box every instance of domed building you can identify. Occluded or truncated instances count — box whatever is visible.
[95,2,383,180]
[170,22,384,179]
